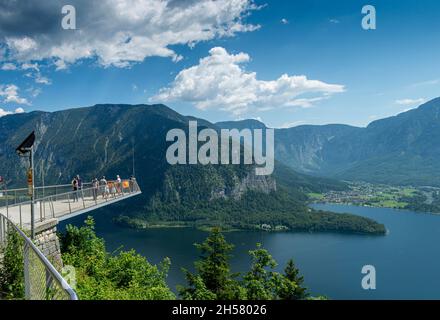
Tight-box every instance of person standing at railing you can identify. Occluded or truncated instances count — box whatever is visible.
[92,178,99,200]
[130,175,136,192]
[109,181,116,197]
[100,176,108,199]
[116,175,122,194]
[72,176,79,202]
[76,175,83,200]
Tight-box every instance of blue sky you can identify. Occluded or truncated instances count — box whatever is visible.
[0,0,439,128]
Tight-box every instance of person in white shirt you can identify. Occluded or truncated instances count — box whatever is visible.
[116,175,122,194]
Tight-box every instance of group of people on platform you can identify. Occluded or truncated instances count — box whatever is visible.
[71,174,136,202]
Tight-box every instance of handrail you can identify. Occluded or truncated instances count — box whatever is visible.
[35,180,125,202]
[0,211,78,300]
[0,180,126,208]
[3,180,120,205]
[1,183,93,195]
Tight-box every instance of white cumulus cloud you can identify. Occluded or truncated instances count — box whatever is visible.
[0,0,261,69]
[35,75,52,85]
[395,98,426,107]
[1,63,17,71]
[0,84,30,105]
[151,47,345,116]
[278,120,307,129]
[0,107,25,117]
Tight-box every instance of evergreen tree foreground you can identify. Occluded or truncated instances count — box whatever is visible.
[178,227,309,300]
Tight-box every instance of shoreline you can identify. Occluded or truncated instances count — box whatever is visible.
[310,200,440,216]
[112,214,386,236]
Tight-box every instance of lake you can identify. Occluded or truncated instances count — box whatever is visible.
[59,204,440,299]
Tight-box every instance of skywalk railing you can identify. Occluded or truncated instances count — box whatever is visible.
[0,183,93,208]
[0,212,78,300]
[0,178,141,229]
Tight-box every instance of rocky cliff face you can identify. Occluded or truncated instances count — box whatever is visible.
[156,163,276,205]
[228,171,276,200]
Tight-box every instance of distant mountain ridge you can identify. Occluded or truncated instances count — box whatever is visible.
[216,119,267,131]
[218,97,440,186]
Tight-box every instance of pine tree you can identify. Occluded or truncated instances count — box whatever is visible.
[178,227,244,300]
[243,243,279,300]
[276,259,308,300]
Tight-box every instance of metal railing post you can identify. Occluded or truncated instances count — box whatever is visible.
[81,189,86,209]
[0,216,3,242]
[29,146,35,240]
[67,193,72,214]
[19,203,22,228]
[51,198,55,218]
[5,189,8,218]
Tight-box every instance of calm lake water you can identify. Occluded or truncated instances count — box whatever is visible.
[59,204,440,299]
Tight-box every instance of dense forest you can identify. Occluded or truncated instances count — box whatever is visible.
[116,187,386,235]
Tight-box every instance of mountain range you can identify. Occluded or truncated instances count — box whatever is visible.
[0,103,384,234]
[217,97,440,186]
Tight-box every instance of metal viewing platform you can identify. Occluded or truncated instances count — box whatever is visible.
[0,178,142,230]
[0,133,142,300]
[0,178,141,300]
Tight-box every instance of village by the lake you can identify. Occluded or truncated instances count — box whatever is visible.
[310,182,440,213]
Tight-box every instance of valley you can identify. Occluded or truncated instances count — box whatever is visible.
[310,181,440,213]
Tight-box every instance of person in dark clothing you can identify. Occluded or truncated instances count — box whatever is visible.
[76,175,83,200]
[92,178,99,201]
[72,177,78,202]
[76,175,82,189]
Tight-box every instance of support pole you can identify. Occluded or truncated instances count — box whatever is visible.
[30,146,35,239]
[15,131,36,238]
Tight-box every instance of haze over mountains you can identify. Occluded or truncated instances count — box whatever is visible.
[217,97,440,187]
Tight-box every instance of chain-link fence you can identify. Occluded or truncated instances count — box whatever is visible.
[0,212,78,300]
